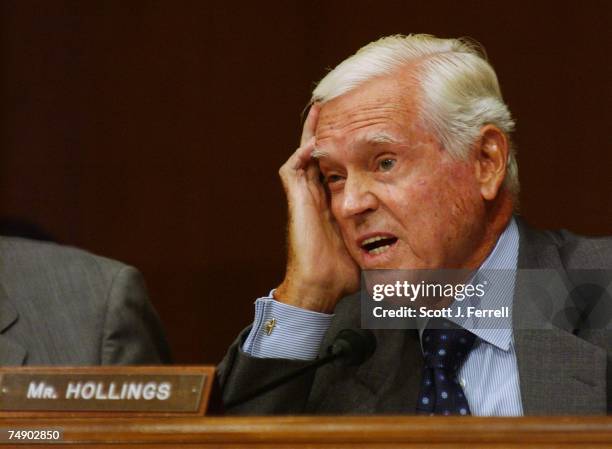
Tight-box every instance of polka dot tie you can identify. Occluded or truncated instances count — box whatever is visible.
[416,318,476,416]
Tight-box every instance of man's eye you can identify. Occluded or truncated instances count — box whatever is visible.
[378,159,396,171]
[325,174,344,184]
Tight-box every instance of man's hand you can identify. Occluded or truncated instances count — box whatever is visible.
[275,104,360,313]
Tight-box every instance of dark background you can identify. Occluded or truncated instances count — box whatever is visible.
[0,1,610,363]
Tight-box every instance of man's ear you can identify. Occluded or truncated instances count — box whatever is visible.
[473,125,509,201]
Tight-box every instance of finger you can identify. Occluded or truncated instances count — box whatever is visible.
[305,160,320,185]
[300,103,321,146]
[305,162,327,207]
[285,136,316,172]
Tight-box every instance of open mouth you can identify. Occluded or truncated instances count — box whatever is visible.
[361,235,398,255]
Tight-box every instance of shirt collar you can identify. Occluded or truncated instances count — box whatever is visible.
[418,216,519,352]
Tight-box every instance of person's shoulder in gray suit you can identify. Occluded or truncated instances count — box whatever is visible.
[519,217,612,270]
[0,236,171,366]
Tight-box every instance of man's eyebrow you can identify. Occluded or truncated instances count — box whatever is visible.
[311,148,329,159]
[312,132,400,160]
[366,132,400,145]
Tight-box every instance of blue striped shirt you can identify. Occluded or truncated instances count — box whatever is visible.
[243,217,523,416]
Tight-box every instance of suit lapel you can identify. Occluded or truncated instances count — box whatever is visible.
[514,327,606,414]
[514,217,607,414]
[354,328,423,413]
[0,282,27,365]
[309,294,423,413]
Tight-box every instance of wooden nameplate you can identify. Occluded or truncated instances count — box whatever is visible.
[0,366,217,417]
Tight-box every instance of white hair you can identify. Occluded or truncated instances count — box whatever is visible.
[312,34,519,201]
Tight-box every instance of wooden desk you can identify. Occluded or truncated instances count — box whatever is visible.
[1,416,612,448]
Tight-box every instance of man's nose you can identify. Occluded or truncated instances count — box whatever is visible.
[339,175,378,218]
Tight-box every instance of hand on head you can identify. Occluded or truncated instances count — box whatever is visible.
[275,103,360,314]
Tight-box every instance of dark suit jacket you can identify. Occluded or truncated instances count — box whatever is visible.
[218,218,612,415]
[0,237,171,365]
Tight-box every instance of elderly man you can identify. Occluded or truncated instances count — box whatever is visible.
[218,34,612,416]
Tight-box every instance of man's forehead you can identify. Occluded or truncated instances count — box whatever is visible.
[317,102,405,132]
[314,76,421,141]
